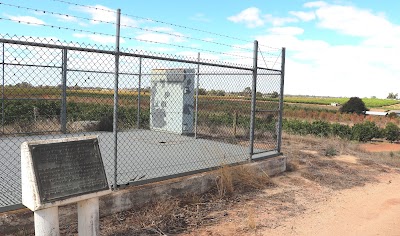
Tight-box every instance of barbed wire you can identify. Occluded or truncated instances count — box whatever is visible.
[272,50,282,69]
[0,1,254,52]
[0,2,114,25]
[45,0,281,50]
[0,17,253,60]
[49,0,116,13]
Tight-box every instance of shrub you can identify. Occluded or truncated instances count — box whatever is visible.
[310,120,330,137]
[331,123,352,139]
[98,114,114,132]
[388,112,399,119]
[340,97,368,114]
[351,121,380,142]
[284,119,311,136]
[384,122,400,143]
[325,146,337,156]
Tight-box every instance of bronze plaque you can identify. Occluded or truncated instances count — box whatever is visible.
[29,138,109,203]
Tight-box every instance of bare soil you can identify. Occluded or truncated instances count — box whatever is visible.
[54,134,400,236]
[361,142,400,152]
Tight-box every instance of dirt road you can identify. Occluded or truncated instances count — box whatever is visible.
[265,172,400,236]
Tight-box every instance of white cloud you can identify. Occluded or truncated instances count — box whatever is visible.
[269,27,305,36]
[265,15,299,26]
[304,1,328,8]
[228,7,298,27]
[228,7,264,28]
[244,1,400,98]
[289,11,316,21]
[73,33,125,44]
[315,4,393,38]
[7,15,45,26]
[73,5,137,27]
[190,13,210,22]
[135,27,185,44]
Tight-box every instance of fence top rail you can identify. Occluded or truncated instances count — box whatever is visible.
[0,38,282,73]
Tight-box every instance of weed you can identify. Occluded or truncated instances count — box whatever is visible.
[325,146,338,157]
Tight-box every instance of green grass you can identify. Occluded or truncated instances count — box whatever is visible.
[282,96,399,108]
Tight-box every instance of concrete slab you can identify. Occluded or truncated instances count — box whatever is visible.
[0,129,275,210]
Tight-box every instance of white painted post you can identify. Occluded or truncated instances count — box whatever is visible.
[78,197,100,236]
[34,207,60,236]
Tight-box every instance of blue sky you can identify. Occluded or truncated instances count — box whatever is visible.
[1,0,400,98]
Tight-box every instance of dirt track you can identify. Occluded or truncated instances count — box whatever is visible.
[263,171,400,236]
[181,161,400,236]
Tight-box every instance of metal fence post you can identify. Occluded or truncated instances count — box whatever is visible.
[194,52,200,138]
[1,43,4,134]
[137,57,142,129]
[277,47,286,153]
[249,40,258,161]
[61,48,67,134]
[113,8,121,189]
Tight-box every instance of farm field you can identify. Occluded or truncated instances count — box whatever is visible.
[3,86,400,107]
[282,96,400,108]
[2,86,400,136]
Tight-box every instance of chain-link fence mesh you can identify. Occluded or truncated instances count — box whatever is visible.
[0,36,284,212]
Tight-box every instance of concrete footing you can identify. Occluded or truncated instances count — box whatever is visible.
[0,155,286,235]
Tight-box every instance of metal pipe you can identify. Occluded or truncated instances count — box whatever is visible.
[277,47,286,153]
[2,63,62,69]
[194,53,200,139]
[113,8,121,190]
[61,48,67,134]
[1,43,4,134]
[137,57,142,129]
[0,38,255,72]
[248,40,258,161]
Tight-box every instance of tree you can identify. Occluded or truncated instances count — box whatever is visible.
[339,97,368,114]
[387,92,398,99]
[242,87,252,97]
[384,122,400,143]
[269,91,279,98]
[351,121,379,142]
[197,88,207,95]
[15,82,33,88]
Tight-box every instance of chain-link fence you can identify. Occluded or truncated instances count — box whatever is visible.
[0,36,284,212]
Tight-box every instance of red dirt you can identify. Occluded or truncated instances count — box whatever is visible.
[361,142,400,152]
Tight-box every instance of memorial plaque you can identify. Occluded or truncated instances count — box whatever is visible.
[28,138,108,203]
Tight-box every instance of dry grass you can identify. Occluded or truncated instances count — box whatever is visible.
[216,164,273,199]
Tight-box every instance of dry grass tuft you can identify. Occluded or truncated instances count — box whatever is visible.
[216,164,272,199]
[216,163,234,198]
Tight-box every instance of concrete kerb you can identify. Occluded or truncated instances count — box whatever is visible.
[0,155,286,235]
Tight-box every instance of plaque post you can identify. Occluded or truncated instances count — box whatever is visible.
[21,136,111,236]
[34,207,60,236]
[78,197,100,235]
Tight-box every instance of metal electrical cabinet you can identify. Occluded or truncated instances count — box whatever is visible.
[150,68,195,135]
